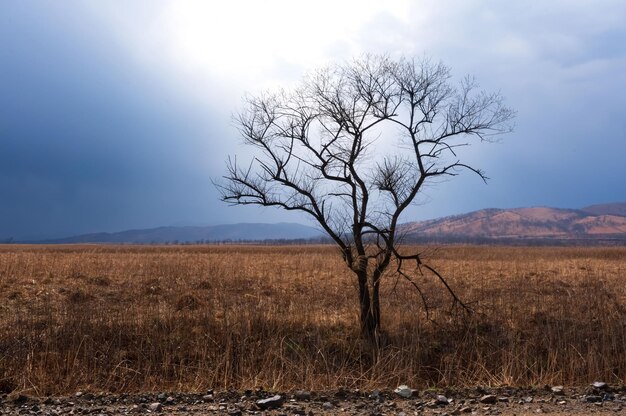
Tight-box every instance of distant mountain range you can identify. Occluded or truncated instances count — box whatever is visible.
[33,223,323,244]
[20,202,626,245]
[400,202,626,244]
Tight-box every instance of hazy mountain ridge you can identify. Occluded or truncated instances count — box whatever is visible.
[581,202,626,217]
[401,202,626,242]
[35,223,323,244]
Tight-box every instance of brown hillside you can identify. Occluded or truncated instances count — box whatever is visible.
[582,202,626,217]
[401,204,626,241]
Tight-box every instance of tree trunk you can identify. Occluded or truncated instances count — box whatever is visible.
[372,277,381,330]
[357,271,380,342]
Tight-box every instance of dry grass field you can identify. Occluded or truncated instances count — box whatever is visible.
[0,244,625,396]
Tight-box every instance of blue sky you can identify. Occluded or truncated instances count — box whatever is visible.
[1,1,625,239]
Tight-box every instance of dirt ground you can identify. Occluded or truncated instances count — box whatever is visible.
[2,385,624,415]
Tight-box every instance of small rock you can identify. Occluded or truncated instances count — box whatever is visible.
[202,394,214,402]
[294,391,312,401]
[394,385,417,399]
[334,388,348,399]
[148,402,163,412]
[157,393,166,401]
[523,396,534,403]
[228,410,242,416]
[479,394,497,404]
[586,395,603,403]
[592,381,609,390]
[369,390,381,399]
[322,402,334,409]
[551,386,564,395]
[557,400,567,405]
[165,396,175,405]
[256,395,284,410]
[12,395,29,404]
[435,395,449,405]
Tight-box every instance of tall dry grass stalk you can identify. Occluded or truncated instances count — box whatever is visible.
[0,244,624,395]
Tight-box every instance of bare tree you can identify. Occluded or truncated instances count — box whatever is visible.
[218,55,514,342]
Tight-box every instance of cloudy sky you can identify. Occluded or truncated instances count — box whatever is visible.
[1,1,625,239]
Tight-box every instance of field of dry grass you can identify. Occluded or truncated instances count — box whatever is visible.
[0,244,625,396]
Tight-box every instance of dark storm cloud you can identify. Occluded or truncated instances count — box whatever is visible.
[0,3,228,239]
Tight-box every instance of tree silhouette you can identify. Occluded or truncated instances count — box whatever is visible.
[218,55,514,341]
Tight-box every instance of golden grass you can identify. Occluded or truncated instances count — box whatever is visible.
[0,244,625,395]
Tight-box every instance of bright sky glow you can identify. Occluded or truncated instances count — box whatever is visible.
[158,1,409,78]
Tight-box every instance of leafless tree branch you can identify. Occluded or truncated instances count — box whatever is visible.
[217,55,514,340]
